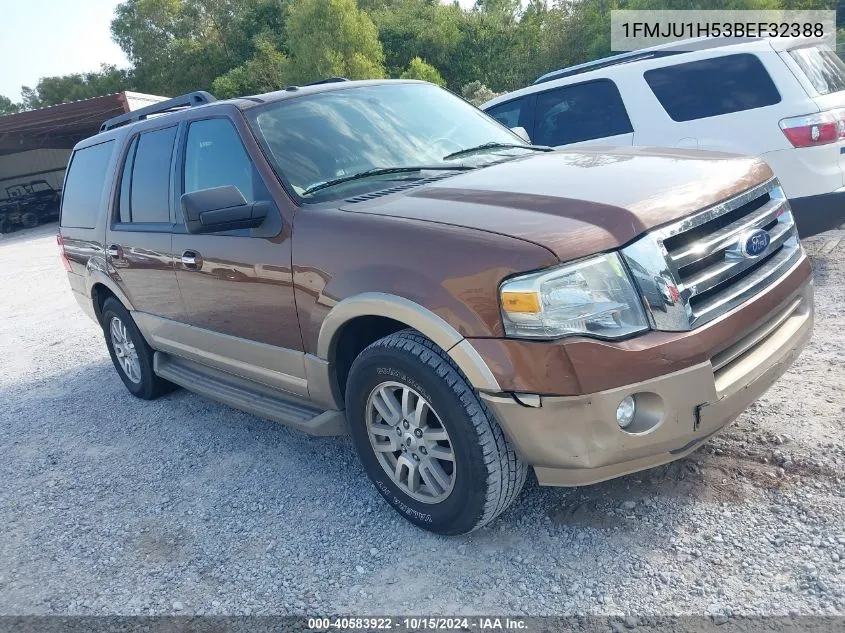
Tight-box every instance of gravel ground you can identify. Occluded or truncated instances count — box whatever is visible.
[0,223,843,618]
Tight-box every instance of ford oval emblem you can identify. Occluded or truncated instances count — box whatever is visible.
[739,229,770,258]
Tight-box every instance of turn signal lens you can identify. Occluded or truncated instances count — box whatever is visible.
[501,291,540,313]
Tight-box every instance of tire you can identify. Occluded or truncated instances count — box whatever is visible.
[0,219,12,234]
[345,329,527,535]
[21,213,39,229]
[100,297,175,400]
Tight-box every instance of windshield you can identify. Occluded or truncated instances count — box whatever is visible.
[245,83,527,200]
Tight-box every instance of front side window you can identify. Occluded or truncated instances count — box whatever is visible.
[60,140,115,229]
[532,80,633,146]
[183,118,266,203]
[644,54,781,122]
[119,126,177,224]
[486,98,524,128]
[245,83,528,200]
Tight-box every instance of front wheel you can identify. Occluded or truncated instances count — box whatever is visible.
[345,330,527,535]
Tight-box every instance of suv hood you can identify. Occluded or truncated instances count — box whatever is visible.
[340,146,773,262]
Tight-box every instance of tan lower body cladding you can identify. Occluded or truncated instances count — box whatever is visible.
[481,283,813,487]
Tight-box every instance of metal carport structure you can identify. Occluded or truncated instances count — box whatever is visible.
[0,92,165,202]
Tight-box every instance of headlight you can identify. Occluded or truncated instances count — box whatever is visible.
[499,253,648,339]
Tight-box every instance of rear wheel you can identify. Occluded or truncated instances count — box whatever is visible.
[101,298,175,400]
[21,212,39,229]
[345,330,527,535]
[0,218,12,234]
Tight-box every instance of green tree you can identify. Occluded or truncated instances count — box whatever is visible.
[0,95,20,115]
[372,0,463,83]
[19,65,135,110]
[111,0,282,95]
[400,56,446,85]
[212,37,290,97]
[285,0,386,83]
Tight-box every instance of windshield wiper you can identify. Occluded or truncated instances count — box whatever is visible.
[302,165,474,196]
[443,142,552,160]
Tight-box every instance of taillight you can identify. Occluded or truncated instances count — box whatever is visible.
[57,234,71,272]
[779,109,845,148]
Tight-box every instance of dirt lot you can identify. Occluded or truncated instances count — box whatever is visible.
[0,223,843,618]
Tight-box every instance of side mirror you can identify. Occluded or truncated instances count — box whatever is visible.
[181,185,270,234]
[511,126,531,143]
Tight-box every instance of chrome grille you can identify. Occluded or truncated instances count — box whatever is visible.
[621,178,803,331]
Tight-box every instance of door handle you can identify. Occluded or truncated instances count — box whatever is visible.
[106,244,122,259]
[181,250,201,270]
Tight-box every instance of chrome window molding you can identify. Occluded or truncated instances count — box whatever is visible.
[621,178,802,332]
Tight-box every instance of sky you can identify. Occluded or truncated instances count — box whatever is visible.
[0,0,128,102]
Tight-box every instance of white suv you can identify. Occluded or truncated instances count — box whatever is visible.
[482,37,845,236]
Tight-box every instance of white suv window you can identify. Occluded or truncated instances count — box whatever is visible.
[486,98,524,128]
[644,53,781,122]
[532,79,632,146]
[788,45,845,95]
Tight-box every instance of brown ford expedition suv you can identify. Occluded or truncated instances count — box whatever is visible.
[59,80,813,535]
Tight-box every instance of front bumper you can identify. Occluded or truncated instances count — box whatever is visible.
[481,284,813,487]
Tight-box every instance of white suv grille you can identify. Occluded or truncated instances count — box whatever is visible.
[621,178,802,331]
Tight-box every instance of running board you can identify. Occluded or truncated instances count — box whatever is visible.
[153,352,347,436]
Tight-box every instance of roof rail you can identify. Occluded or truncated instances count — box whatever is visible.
[533,36,763,85]
[304,77,349,86]
[534,50,683,84]
[99,90,217,133]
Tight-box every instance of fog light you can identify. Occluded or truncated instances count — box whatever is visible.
[616,396,636,429]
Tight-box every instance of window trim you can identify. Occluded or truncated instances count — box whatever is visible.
[109,122,181,233]
[529,78,633,146]
[643,52,782,123]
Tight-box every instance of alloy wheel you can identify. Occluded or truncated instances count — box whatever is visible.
[109,316,141,384]
[365,381,456,504]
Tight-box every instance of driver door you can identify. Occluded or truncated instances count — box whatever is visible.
[170,114,306,397]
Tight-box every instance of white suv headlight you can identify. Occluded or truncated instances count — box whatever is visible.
[499,253,649,340]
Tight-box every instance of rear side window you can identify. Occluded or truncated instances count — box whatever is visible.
[60,141,115,228]
[789,46,845,95]
[183,118,267,203]
[119,126,177,224]
[486,98,524,128]
[644,54,781,122]
[532,80,632,146]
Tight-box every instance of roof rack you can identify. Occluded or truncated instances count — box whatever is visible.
[534,50,683,84]
[99,90,217,132]
[533,36,763,85]
[304,77,349,86]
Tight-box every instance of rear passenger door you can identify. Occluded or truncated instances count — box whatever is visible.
[530,79,634,148]
[106,124,185,322]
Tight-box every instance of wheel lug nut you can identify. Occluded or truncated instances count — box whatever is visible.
[403,421,410,429]
[420,447,427,455]
[414,429,423,438]
[412,453,420,461]
[396,427,402,435]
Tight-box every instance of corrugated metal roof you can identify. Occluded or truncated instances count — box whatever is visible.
[0,92,163,155]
